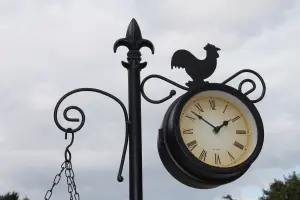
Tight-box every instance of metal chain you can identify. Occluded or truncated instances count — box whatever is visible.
[44,161,66,200]
[65,161,80,200]
[45,129,80,200]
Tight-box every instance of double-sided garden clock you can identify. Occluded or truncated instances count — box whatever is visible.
[158,82,264,188]
[141,44,266,189]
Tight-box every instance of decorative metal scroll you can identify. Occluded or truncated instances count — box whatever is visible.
[221,69,266,103]
[141,69,266,104]
[45,88,130,200]
[140,74,188,104]
[53,88,129,181]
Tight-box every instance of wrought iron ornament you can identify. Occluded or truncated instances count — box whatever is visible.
[45,18,266,199]
[171,44,220,87]
[45,88,130,200]
[141,45,266,103]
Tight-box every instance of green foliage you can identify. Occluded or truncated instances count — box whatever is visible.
[222,194,236,200]
[0,192,19,200]
[259,171,300,200]
[0,192,29,200]
[223,171,300,200]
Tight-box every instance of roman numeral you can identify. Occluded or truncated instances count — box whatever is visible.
[234,141,244,150]
[215,153,221,165]
[185,115,195,122]
[187,140,198,151]
[232,116,241,122]
[209,100,216,110]
[199,149,207,161]
[183,129,193,134]
[236,130,246,134]
[223,104,229,113]
[227,151,235,161]
[195,103,204,112]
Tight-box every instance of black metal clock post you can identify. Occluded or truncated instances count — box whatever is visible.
[45,18,265,200]
[114,19,154,200]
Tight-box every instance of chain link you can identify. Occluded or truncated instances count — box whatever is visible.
[45,160,80,200]
[65,161,79,200]
[44,161,66,200]
[45,130,80,200]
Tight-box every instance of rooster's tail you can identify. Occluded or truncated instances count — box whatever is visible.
[171,49,197,70]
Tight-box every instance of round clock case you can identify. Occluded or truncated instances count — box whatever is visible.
[157,83,264,189]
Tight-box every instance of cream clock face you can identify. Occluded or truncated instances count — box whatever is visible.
[179,90,258,168]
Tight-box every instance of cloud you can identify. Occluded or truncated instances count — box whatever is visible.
[0,0,299,200]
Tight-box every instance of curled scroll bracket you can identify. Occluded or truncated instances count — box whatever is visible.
[140,74,188,104]
[221,69,266,103]
[53,88,129,182]
[141,69,266,104]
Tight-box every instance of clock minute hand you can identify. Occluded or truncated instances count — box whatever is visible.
[191,111,216,128]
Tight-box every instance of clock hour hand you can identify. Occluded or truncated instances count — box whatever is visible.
[191,111,216,128]
[213,119,231,134]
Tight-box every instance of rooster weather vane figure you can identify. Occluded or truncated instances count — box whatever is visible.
[171,43,220,88]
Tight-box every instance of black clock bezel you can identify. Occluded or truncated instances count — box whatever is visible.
[158,97,223,188]
[167,83,264,176]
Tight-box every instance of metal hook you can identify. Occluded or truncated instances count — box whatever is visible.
[65,128,74,162]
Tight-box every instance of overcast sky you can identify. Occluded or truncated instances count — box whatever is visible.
[0,0,299,200]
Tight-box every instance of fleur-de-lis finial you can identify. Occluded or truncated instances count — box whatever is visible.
[113,18,154,69]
